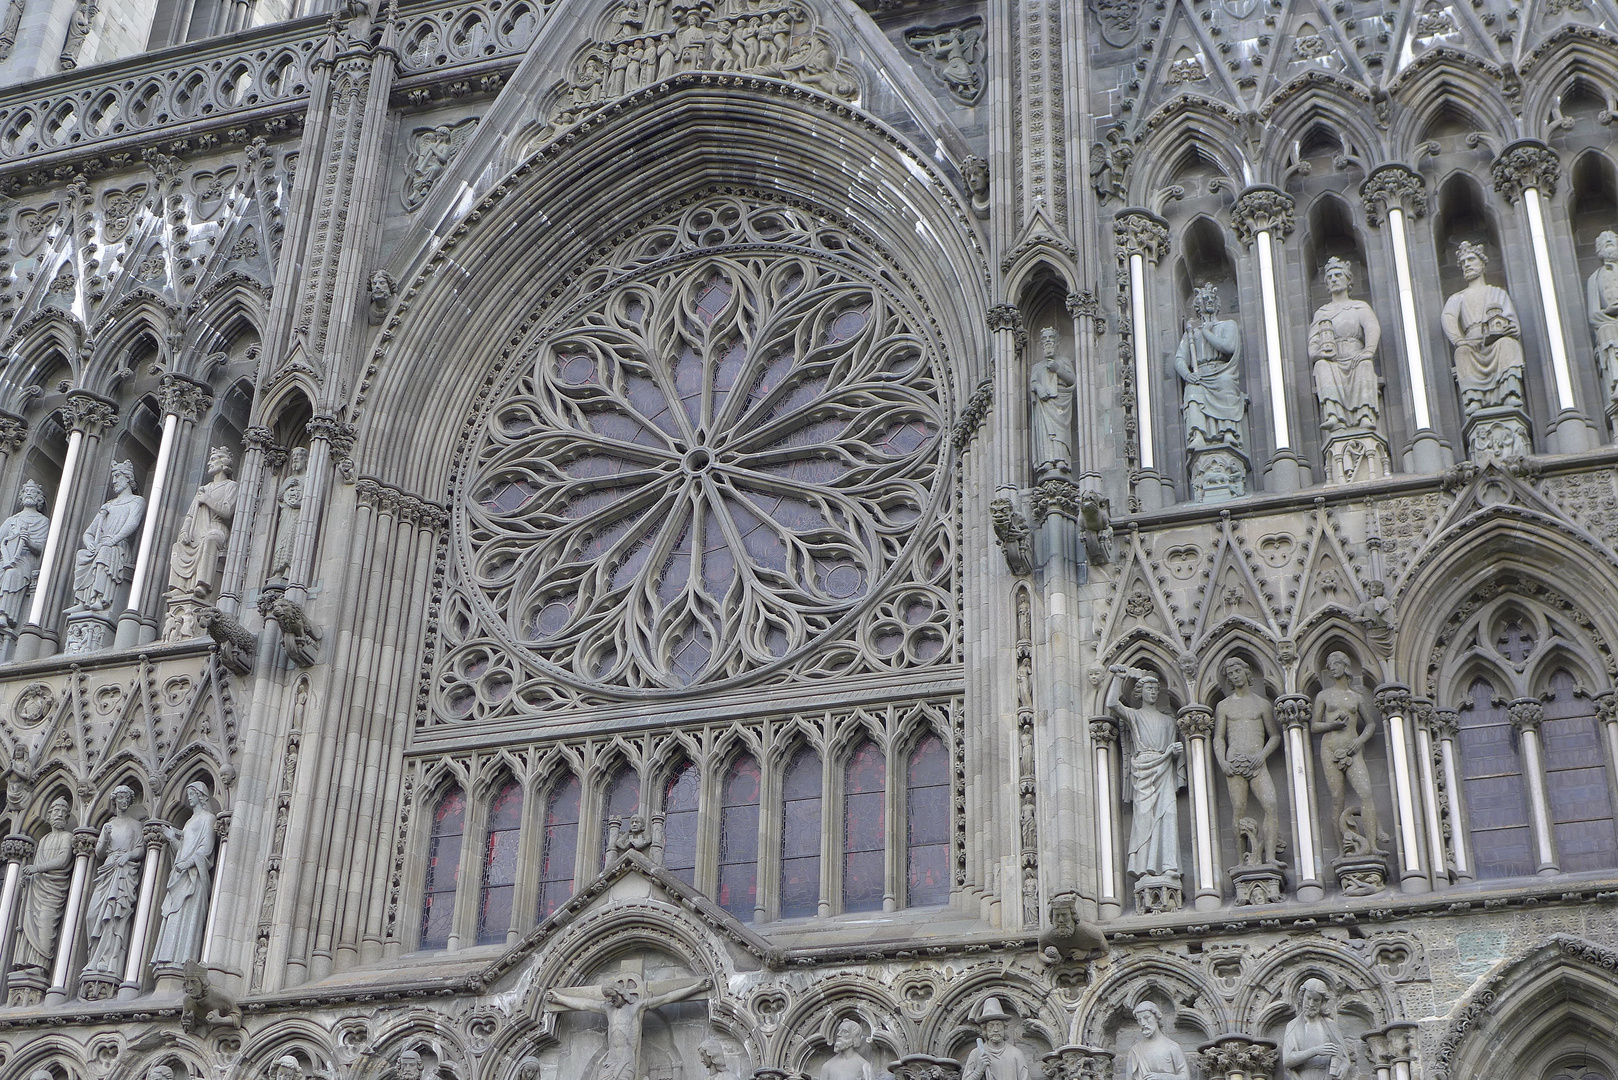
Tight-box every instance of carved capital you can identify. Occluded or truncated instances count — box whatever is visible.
[0,832,33,863]
[1492,140,1561,203]
[307,414,357,459]
[72,826,99,859]
[1374,682,1412,720]
[950,377,993,454]
[889,1056,963,1080]
[157,373,212,420]
[1432,709,1460,741]
[61,391,117,436]
[1176,704,1214,740]
[1229,186,1295,246]
[1089,716,1119,747]
[1360,164,1427,225]
[1114,210,1169,264]
[1042,1045,1116,1080]
[143,819,171,849]
[1031,477,1084,524]
[1066,291,1105,334]
[1274,693,1312,730]
[987,304,1029,351]
[1362,1022,1418,1067]
[214,810,232,839]
[0,410,26,452]
[1194,1036,1279,1080]
[1596,691,1618,726]
[1508,697,1544,734]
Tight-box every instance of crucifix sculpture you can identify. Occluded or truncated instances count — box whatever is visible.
[546,967,711,1080]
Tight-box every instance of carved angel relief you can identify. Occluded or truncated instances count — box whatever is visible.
[903,18,984,105]
[402,117,480,211]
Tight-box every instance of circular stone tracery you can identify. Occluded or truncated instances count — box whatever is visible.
[458,238,947,697]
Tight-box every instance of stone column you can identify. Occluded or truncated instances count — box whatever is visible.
[216,425,285,615]
[1089,715,1121,919]
[1231,186,1304,492]
[988,304,1030,496]
[1176,704,1220,910]
[45,827,98,1004]
[1431,709,1471,882]
[1492,141,1595,452]
[1067,291,1104,489]
[1043,1044,1116,1080]
[15,392,117,662]
[1411,698,1448,886]
[1362,164,1449,472]
[116,818,169,1001]
[115,373,211,648]
[1375,684,1430,892]
[1362,1021,1419,1080]
[198,810,231,964]
[1114,210,1173,510]
[1195,1035,1279,1080]
[1276,694,1323,901]
[1508,697,1559,875]
[0,833,34,968]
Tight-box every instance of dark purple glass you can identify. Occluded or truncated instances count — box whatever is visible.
[537,775,581,920]
[780,749,822,918]
[1459,677,1534,879]
[1542,669,1618,872]
[477,780,523,945]
[663,762,700,884]
[906,734,950,907]
[718,755,761,919]
[420,786,466,950]
[843,741,885,912]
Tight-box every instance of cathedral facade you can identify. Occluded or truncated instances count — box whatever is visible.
[0,0,1611,1077]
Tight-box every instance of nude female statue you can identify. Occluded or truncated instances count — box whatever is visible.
[1310,651,1381,853]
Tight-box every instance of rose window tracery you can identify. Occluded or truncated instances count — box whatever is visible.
[441,198,954,717]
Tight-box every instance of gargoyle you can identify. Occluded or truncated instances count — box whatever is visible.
[198,604,255,675]
[181,959,240,1035]
[990,497,1033,576]
[265,595,321,667]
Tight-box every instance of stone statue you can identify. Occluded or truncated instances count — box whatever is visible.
[546,972,710,1080]
[1281,979,1355,1080]
[268,447,307,582]
[698,1040,737,1080]
[607,812,659,862]
[1029,326,1077,479]
[1038,894,1107,962]
[1213,657,1281,866]
[1105,666,1184,911]
[1354,579,1394,659]
[396,1051,423,1080]
[166,447,238,607]
[1309,258,1381,434]
[68,460,145,614]
[1586,229,1618,404]
[1310,652,1382,855]
[1174,283,1246,453]
[150,781,219,966]
[1124,1001,1190,1080]
[13,795,73,972]
[1442,241,1524,415]
[0,479,48,630]
[965,997,1030,1080]
[146,1067,174,1080]
[271,1057,305,1080]
[81,784,145,993]
[820,1018,875,1080]
[59,0,96,70]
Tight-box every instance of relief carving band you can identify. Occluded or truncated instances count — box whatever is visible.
[1106,665,1185,912]
[1214,657,1281,867]
[1586,229,1618,406]
[1030,326,1077,479]
[0,479,47,631]
[164,447,238,641]
[545,972,710,1080]
[68,460,145,615]
[81,784,144,997]
[12,795,72,974]
[1443,241,1525,415]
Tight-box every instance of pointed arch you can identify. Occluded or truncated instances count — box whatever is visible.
[1258,82,1382,186]
[1520,27,1618,135]
[1387,52,1513,152]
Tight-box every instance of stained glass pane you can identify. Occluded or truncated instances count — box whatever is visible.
[906,735,950,907]
[843,741,885,913]
[476,780,523,945]
[663,762,700,884]
[780,749,821,918]
[537,775,581,920]
[1542,670,1618,872]
[1459,678,1534,879]
[420,786,465,950]
[718,755,761,920]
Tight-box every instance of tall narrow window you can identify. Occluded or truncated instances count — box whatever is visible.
[601,765,640,852]
[537,775,581,920]
[420,786,466,950]
[843,740,886,912]
[718,755,761,919]
[1542,669,1618,872]
[1458,677,1534,879]
[663,762,699,884]
[478,780,523,945]
[906,734,950,907]
[780,749,822,918]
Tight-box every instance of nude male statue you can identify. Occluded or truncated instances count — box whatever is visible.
[1213,657,1281,865]
[547,974,710,1080]
[1311,651,1381,853]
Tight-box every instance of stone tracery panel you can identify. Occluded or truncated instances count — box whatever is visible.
[436,195,957,720]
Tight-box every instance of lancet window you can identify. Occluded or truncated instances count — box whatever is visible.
[1456,676,1536,880]
[661,761,699,885]
[420,786,466,951]
[477,779,522,946]
[537,775,581,920]
[779,747,823,919]
[905,734,950,907]
[717,755,761,919]
[842,740,886,913]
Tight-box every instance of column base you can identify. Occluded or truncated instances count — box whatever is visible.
[1262,448,1310,493]
[1295,881,1325,902]
[1322,432,1390,484]
[5,968,47,1007]
[1402,428,1453,474]
[1229,861,1285,906]
[1098,898,1122,921]
[1548,408,1599,454]
[1463,405,1532,464]
[1193,890,1223,912]
[1398,867,1431,893]
[113,609,143,649]
[11,625,44,662]
[1189,447,1250,503]
[63,611,115,656]
[1132,469,1175,512]
[151,962,187,996]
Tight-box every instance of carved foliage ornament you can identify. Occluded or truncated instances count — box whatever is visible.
[1491,141,1562,204]
[443,196,952,715]
[1360,164,1427,225]
[1229,187,1296,246]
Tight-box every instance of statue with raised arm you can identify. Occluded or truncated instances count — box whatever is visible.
[1174,283,1246,452]
[1125,1001,1189,1080]
[1311,652,1382,856]
[167,447,238,605]
[1587,230,1618,404]
[68,460,145,614]
[1029,326,1077,479]
[1282,979,1356,1080]
[1213,657,1281,866]
[546,972,710,1080]
[13,795,73,972]
[150,781,219,966]
[821,1018,875,1080]
[1105,665,1184,910]
[1442,241,1524,415]
[964,997,1030,1080]
[81,784,145,995]
[0,479,48,630]
[1309,257,1382,434]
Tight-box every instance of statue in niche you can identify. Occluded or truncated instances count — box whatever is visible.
[966,997,1030,1080]
[606,812,663,863]
[165,447,238,639]
[1213,657,1281,866]
[1310,652,1384,855]
[1442,241,1525,415]
[1309,257,1382,434]
[1174,283,1247,453]
[1353,580,1394,660]
[268,447,308,582]
[0,479,48,630]
[1105,666,1185,912]
[546,971,710,1080]
[1029,326,1077,479]
[1585,229,1618,404]
[150,781,219,967]
[271,1057,305,1080]
[13,795,73,973]
[1282,979,1356,1080]
[81,784,145,994]
[698,1040,737,1080]
[1124,1001,1190,1080]
[821,1018,876,1080]
[67,460,145,614]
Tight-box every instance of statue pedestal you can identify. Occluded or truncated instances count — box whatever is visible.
[1402,428,1454,474]
[151,961,186,995]
[161,598,207,642]
[78,973,119,1001]
[5,968,47,1007]
[1322,432,1390,484]
[63,611,115,656]
[1132,871,1182,914]
[1463,406,1532,463]
[1188,447,1249,503]
[1333,851,1389,896]
[1548,407,1599,454]
[1228,862,1286,906]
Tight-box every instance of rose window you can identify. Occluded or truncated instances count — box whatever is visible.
[454,235,948,702]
